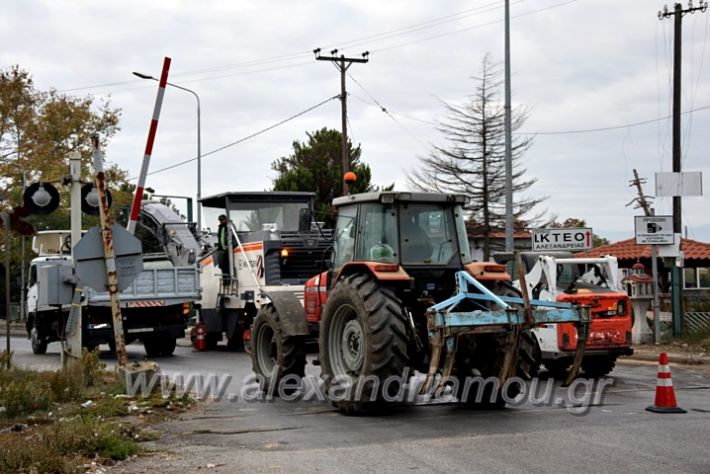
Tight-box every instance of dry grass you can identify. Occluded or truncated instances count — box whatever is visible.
[0,349,192,473]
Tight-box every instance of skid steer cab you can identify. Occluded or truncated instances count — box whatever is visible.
[250,191,592,415]
[507,252,633,378]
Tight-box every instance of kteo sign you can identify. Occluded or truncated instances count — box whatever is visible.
[532,228,593,251]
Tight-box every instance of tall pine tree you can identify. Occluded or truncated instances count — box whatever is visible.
[408,54,545,259]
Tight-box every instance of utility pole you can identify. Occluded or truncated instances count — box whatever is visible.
[658,1,707,337]
[504,0,514,253]
[627,169,662,344]
[314,48,369,195]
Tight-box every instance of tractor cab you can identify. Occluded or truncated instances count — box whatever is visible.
[330,192,471,278]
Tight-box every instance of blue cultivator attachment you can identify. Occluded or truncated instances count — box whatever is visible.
[420,268,592,394]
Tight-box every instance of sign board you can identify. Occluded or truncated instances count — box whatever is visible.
[655,172,703,197]
[73,225,143,292]
[532,228,593,251]
[634,215,674,245]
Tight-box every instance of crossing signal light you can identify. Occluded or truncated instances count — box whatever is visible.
[81,183,112,215]
[23,182,60,215]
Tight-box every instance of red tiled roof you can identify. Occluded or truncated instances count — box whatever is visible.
[576,237,710,261]
[473,231,532,239]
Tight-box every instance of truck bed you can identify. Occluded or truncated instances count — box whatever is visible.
[85,255,200,307]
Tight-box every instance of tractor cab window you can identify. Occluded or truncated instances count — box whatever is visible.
[332,205,358,270]
[399,203,458,265]
[356,203,398,263]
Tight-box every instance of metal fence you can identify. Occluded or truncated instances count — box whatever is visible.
[684,312,710,334]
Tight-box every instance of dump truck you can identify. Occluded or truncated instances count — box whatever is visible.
[25,201,201,356]
[511,251,633,377]
[197,191,332,350]
[250,191,592,414]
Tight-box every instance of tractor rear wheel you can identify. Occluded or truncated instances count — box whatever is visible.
[251,304,306,394]
[319,273,409,415]
[456,282,541,408]
[491,281,542,380]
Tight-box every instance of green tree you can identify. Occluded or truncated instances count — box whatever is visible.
[408,54,545,260]
[271,128,378,224]
[1,65,126,307]
[550,217,610,248]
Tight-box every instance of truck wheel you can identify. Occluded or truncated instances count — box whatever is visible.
[160,338,177,356]
[205,332,220,350]
[30,325,48,355]
[319,273,409,415]
[251,304,306,394]
[582,356,616,377]
[544,359,571,379]
[143,339,162,357]
[143,338,176,357]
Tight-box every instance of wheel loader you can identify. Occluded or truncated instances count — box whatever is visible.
[250,191,591,414]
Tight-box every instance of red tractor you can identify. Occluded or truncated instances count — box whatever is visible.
[250,192,590,414]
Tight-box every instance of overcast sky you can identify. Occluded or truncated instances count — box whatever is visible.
[2,0,709,241]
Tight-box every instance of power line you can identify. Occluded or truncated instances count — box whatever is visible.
[357,96,710,136]
[348,74,430,150]
[371,0,579,53]
[133,94,339,179]
[517,103,710,135]
[57,1,572,94]
[60,60,315,94]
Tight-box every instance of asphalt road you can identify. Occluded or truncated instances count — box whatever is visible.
[7,336,710,473]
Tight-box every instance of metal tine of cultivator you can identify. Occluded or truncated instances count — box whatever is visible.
[420,266,593,394]
[563,322,591,387]
[420,329,443,395]
[497,326,520,385]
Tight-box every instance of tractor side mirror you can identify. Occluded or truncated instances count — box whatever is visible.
[298,208,312,232]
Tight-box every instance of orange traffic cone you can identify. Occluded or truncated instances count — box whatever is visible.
[194,322,206,351]
[646,352,686,414]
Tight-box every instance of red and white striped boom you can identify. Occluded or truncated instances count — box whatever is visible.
[127,56,172,234]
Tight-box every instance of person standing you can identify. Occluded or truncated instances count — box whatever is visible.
[217,214,230,282]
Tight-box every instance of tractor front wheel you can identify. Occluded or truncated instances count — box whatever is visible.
[251,305,306,395]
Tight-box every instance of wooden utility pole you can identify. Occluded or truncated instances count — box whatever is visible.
[658,1,707,337]
[628,169,662,344]
[314,48,369,195]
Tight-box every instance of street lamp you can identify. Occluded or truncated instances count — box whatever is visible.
[133,72,202,231]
